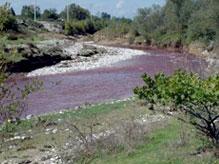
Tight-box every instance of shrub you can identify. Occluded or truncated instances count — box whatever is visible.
[42,9,59,21]
[0,3,17,32]
[65,21,86,35]
[134,71,219,147]
[65,19,104,36]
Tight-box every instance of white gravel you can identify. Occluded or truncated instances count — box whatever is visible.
[27,43,148,77]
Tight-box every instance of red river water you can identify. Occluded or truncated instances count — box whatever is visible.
[9,49,206,116]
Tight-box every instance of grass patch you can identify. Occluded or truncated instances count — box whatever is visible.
[0,100,136,133]
[0,33,45,47]
[0,100,217,163]
[93,120,218,164]
[0,100,150,162]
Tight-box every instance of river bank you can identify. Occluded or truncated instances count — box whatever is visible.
[26,42,147,77]
[10,46,205,116]
[92,38,218,75]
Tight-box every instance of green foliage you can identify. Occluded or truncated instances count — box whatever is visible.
[134,71,219,146]
[60,3,90,21]
[186,0,218,44]
[101,12,111,20]
[93,120,217,164]
[134,5,164,43]
[21,5,41,19]
[65,18,105,35]
[42,8,59,21]
[132,0,218,47]
[99,18,132,40]
[0,3,17,32]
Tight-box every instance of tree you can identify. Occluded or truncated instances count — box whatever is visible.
[60,3,90,21]
[134,71,219,147]
[42,9,59,21]
[132,0,218,47]
[0,3,17,32]
[134,5,164,43]
[186,0,218,44]
[101,12,111,20]
[21,5,41,19]
[162,0,195,45]
[10,7,16,16]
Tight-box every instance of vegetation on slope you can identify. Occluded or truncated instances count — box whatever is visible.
[135,70,219,152]
[97,0,219,50]
[0,100,217,163]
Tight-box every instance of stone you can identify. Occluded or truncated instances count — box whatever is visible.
[44,145,52,149]
[52,129,58,134]
[41,155,52,161]
[26,115,33,120]
[18,160,32,164]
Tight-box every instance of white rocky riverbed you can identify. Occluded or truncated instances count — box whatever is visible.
[27,42,147,77]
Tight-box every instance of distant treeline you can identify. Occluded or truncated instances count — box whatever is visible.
[99,0,218,48]
[131,0,219,47]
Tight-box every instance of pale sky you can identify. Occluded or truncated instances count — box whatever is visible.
[0,0,166,18]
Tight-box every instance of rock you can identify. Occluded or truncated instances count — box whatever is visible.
[45,132,50,135]
[41,155,52,161]
[12,135,32,141]
[45,128,52,132]
[77,44,107,57]
[39,21,64,33]
[206,41,214,52]
[26,115,33,120]
[52,129,58,134]
[188,41,205,56]
[78,49,97,57]
[205,44,219,75]
[6,43,71,73]
[58,119,62,122]
[45,121,58,127]
[44,145,53,149]
[18,160,32,164]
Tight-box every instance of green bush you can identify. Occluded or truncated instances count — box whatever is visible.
[134,71,219,147]
[65,19,105,36]
[65,21,86,35]
[0,3,17,32]
[42,8,59,21]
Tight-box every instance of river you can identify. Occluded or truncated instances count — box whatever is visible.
[10,48,206,116]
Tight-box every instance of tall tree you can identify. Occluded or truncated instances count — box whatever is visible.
[187,0,219,43]
[101,12,111,20]
[0,3,17,31]
[21,5,41,19]
[60,4,90,21]
[163,0,195,43]
[42,9,59,21]
[134,5,164,42]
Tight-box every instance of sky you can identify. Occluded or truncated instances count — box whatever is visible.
[0,0,166,18]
